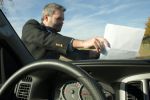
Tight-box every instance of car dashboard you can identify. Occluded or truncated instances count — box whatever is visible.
[13,60,150,100]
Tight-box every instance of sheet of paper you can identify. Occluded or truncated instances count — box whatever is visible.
[100,24,145,59]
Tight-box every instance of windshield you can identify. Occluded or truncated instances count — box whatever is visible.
[1,0,150,60]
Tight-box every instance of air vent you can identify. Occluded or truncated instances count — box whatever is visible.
[125,81,143,100]
[16,83,31,100]
[15,76,32,100]
[22,76,32,82]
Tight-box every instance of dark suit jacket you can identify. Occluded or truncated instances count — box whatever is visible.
[22,19,99,60]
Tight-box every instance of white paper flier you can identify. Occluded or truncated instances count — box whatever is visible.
[100,24,145,59]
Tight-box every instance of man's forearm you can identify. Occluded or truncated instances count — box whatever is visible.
[71,37,110,53]
[72,39,85,48]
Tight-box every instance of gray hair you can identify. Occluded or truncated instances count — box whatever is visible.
[41,3,66,22]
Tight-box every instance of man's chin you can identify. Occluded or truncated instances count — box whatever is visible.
[56,27,62,32]
[56,28,61,32]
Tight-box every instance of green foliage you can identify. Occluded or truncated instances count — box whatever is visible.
[140,17,150,57]
[142,18,150,44]
[0,0,3,9]
[145,17,150,37]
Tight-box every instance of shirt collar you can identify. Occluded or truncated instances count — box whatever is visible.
[41,23,57,33]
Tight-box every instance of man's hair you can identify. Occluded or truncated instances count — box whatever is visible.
[41,3,66,22]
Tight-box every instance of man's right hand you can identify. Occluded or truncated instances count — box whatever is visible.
[72,36,110,53]
[82,37,110,53]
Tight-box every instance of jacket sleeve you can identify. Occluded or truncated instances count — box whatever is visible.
[64,49,100,60]
[22,19,73,55]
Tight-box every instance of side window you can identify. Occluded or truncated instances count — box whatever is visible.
[0,9,33,86]
[0,41,22,85]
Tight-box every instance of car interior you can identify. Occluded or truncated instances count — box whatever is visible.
[0,9,150,100]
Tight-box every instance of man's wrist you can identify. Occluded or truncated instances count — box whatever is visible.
[67,39,74,52]
[72,39,85,48]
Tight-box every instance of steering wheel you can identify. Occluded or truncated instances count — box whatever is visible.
[0,60,105,100]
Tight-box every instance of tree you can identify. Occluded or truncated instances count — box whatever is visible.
[0,0,13,14]
[142,17,150,44]
[139,17,150,57]
[0,0,3,9]
[145,17,150,37]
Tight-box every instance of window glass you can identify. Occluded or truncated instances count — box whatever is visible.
[1,0,150,60]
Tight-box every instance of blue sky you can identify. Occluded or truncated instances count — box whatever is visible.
[2,0,150,39]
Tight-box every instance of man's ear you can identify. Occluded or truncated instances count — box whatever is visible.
[43,15,49,22]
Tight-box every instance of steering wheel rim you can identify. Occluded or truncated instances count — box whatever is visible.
[0,60,105,100]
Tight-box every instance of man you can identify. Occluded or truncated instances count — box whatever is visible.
[22,3,110,60]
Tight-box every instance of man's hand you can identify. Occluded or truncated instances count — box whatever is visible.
[82,37,110,53]
[72,37,110,53]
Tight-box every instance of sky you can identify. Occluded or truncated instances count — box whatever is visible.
[1,0,150,39]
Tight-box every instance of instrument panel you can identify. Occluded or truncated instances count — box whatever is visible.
[54,81,113,100]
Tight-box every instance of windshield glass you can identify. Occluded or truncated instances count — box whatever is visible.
[1,0,150,60]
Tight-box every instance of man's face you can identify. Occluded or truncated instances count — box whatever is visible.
[47,10,64,32]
